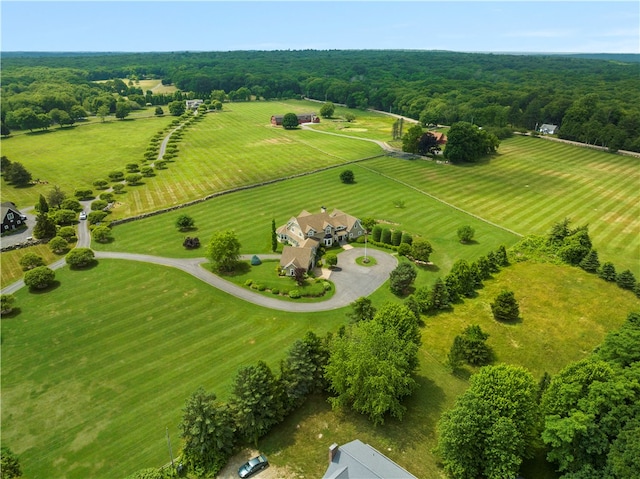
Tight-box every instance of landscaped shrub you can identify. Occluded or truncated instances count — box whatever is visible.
[371,225,382,242]
[87,211,108,224]
[289,290,301,299]
[24,266,55,289]
[391,230,403,246]
[60,198,82,211]
[112,184,125,194]
[271,288,279,295]
[92,179,109,190]
[245,279,253,287]
[99,192,114,202]
[92,226,113,243]
[257,284,266,291]
[125,163,140,172]
[397,243,411,257]
[381,228,392,244]
[401,232,413,245]
[183,237,200,249]
[91,200,108,211]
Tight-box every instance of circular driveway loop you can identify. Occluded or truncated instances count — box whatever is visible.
[93,248,397,312]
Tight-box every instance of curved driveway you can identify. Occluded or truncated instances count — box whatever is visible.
[3,229,397,310]
[93,247,397,312]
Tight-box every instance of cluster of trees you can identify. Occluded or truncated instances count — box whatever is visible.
[437,310,640,478]
[513,218,639,298]
[3,50,639,150]
[178,331,329,476]
[1,156,33,186]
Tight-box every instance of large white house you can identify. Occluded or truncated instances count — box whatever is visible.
[276,207,364,276]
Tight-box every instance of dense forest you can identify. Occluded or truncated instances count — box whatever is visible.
[2,50,640,151]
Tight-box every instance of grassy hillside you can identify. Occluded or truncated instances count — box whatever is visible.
[2,258,637,479]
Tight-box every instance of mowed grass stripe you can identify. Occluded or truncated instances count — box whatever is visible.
[362,138,639,273]
[2,260,339,478]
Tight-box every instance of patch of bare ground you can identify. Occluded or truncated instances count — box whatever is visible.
[216,448,297,479]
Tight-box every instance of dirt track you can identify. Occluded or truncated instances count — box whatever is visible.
[215,448,297,479]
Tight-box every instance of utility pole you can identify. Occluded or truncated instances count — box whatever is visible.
[166,427,175,469]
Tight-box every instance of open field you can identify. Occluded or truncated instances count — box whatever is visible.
[2,103,639,479]
[362,137,640,274]
[2,256,637,479]
[0,115,174,209]
[91,165,521,281]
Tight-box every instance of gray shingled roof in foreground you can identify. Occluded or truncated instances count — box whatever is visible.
[321,440,418,479]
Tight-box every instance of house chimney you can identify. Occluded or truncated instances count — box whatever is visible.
[329,443,339,463]
[321,206,327,213]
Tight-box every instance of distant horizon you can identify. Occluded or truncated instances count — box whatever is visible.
[2,1,638,54]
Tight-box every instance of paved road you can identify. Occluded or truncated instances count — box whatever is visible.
[3,211,397,310]
[92,247,396,312]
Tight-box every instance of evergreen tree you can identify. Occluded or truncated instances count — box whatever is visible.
[616,269,636,290]
[491,290,520,322]
[495,244,509,266]
[33,213,57,239]
[180,387,235,476]
[346,296,376,323]
[271,219,278,252]
[579,249,600,273]
[229,361,283,444]
[37,194,49,214]
[599,262,617,281]
[429,277,451,310]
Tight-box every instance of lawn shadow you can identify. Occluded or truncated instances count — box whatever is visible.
[416,263,440,273]
[1,308,22,320]
[68,259,100,271]
[459,239,479,246]
[28,280,62,294]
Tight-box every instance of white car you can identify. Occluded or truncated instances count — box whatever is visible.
[79,211,87,220]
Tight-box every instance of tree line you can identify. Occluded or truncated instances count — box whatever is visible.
[2,50,639,151]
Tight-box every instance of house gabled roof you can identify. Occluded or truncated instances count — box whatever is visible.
[539,123,558,134]
[1,202,21,218]
[322,440,418,479]
[280,245,314,270]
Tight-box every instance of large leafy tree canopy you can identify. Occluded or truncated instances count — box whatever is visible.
[2,50,639,151]
[436,364,539,479]
[325,319,418,425]
[206,230,241,272]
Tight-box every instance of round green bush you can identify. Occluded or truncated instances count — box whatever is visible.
[289,289,301,299]
[271,288,279,295]
[257,284,266,291]
[245,279,253,286]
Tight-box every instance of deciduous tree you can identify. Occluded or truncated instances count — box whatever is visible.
[401,124,423,153]
[65,248,95,268]
[457,225,475,243]
[206,230,241,272]
[325,319,418,425]
[175,214,195,231]
[339,169,355,184]
[48,236,69,254]
[410,239,433,262]
[47,185,67,209]
[24,266,55,289]
[1,294,16,316]
[320,101,335,118]
[281,112,299,130]
[92,226,113,243]
[0,446,22,478]
[436,365,539,479]
[19,252,45,271]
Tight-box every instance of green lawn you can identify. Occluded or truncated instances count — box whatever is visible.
[0,114,174,210]
[362,137,640,274]
[3,104,640,479]
[2,258,636,479]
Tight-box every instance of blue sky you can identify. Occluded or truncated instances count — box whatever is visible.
[1,1,638,53]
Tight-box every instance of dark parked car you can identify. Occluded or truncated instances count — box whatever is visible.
[238,454,268,478]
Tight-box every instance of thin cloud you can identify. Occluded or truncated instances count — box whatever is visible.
[503,29,578,39]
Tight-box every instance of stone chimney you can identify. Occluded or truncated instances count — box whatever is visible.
[329,443,339,463]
